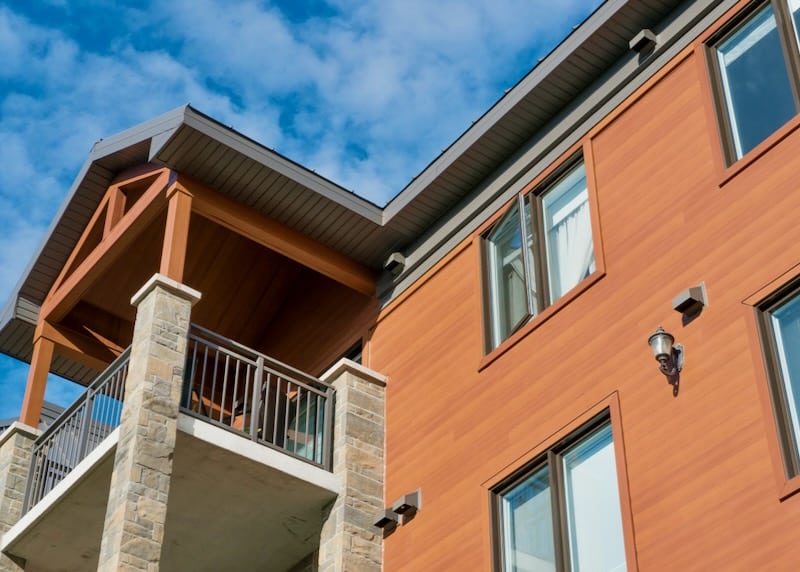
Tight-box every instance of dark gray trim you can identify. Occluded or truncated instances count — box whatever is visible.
[480,156,587,352]
[0,401,65,434]
[489,412,613,572]
[0,0,745,381]
[755,279,800,478]
[380,0,738,303]
[177,109,383,223]
[382,0,628,221]
[706,0,800,165]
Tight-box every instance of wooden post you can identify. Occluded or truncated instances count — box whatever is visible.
[160,183,193,282]
[19,336,55,427]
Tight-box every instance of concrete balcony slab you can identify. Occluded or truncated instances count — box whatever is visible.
[2,414,340,572]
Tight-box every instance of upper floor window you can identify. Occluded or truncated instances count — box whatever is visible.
[758,281,800,477]
[493,416,627,572]
[709,0,800,162]
[483,160,595,350]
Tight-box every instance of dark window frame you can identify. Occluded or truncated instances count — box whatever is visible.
[490,411,622,572]
[757,277,800,478]
[706,0,800,165]
[480,155,594,352]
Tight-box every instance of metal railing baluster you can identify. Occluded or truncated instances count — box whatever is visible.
[23,347,131,515]
[180,325,334,469]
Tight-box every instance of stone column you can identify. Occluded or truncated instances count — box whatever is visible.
[97,274,200,572]
[0,423,39,572]
[318,360,387,572]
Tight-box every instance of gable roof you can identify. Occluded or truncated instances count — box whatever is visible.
[0,0,710,382]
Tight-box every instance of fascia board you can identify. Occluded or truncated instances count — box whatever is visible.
[380,0,628,224]
[0,106,191,326]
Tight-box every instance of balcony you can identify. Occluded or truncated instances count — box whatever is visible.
[182,325,334,469]
[2,325,340,572]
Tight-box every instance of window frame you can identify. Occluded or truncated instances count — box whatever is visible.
[706,0,800,165]
[756,277,800,479]
[490,411,627,572]
[480,155,595,353]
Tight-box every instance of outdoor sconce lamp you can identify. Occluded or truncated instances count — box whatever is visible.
[648,326,683,395]
[376,489,421,534]
[374,508,399,532]
[392,489,421,517]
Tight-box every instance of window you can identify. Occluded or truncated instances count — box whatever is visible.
[709,0,800,162]
[483,160,595,350]
[493,417,626,572]
[758,282,800,477]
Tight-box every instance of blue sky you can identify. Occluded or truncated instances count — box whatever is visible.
[0,0,604,419]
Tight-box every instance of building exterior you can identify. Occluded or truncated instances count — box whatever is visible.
[0,403,63,435]
[3,0,800,570]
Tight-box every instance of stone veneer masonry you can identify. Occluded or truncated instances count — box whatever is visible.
[0,423,39,572]
[318,361,387,572]
[97,275,200,572]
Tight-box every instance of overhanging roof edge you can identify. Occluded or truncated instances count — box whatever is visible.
[380,0,627,223]
[178,107,384,225]
[0,106,192,317]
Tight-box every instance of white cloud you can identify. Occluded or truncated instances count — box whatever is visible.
[135,0,603,201]
[0,0,603,415]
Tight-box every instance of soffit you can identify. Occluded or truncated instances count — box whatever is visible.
[9,0,685,315]
[148,114,406,267]
[382,0,683,238]
[0,0,695,380]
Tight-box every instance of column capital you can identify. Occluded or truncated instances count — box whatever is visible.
[321,359,387,388]
[130,273,201,307]
[0,423,40,449]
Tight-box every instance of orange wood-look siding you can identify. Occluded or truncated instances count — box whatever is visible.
[259,268,377,376]
[370,48,800,570]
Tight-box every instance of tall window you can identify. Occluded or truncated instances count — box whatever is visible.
[758,283,800,477]
[483,160,595,350]
[494,417,627,572]
[709,0,800,162]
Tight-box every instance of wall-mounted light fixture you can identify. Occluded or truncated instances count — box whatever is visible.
[392,489,421,518]
[374,508,399,533]
[672,283,707,320]
[648,326,683,376]
[629,29,657,55]
[384,252,406,277]
[375,489,422,535]
[648,326,683,396]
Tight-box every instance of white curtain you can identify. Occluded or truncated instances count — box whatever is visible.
[545,185,594,301]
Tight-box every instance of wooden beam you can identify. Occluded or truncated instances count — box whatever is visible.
[19,336,55,427]
[48,192,112,297]
[182,176,377,296]
[104,185,127,237]
[160,183,193,281]
[36,321,121,373]
[40,169,172,323]
[110,163,168,186]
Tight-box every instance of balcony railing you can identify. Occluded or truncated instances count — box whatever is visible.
[181,325,334,470]
[23,347,130,513]
[20,325,333,515]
